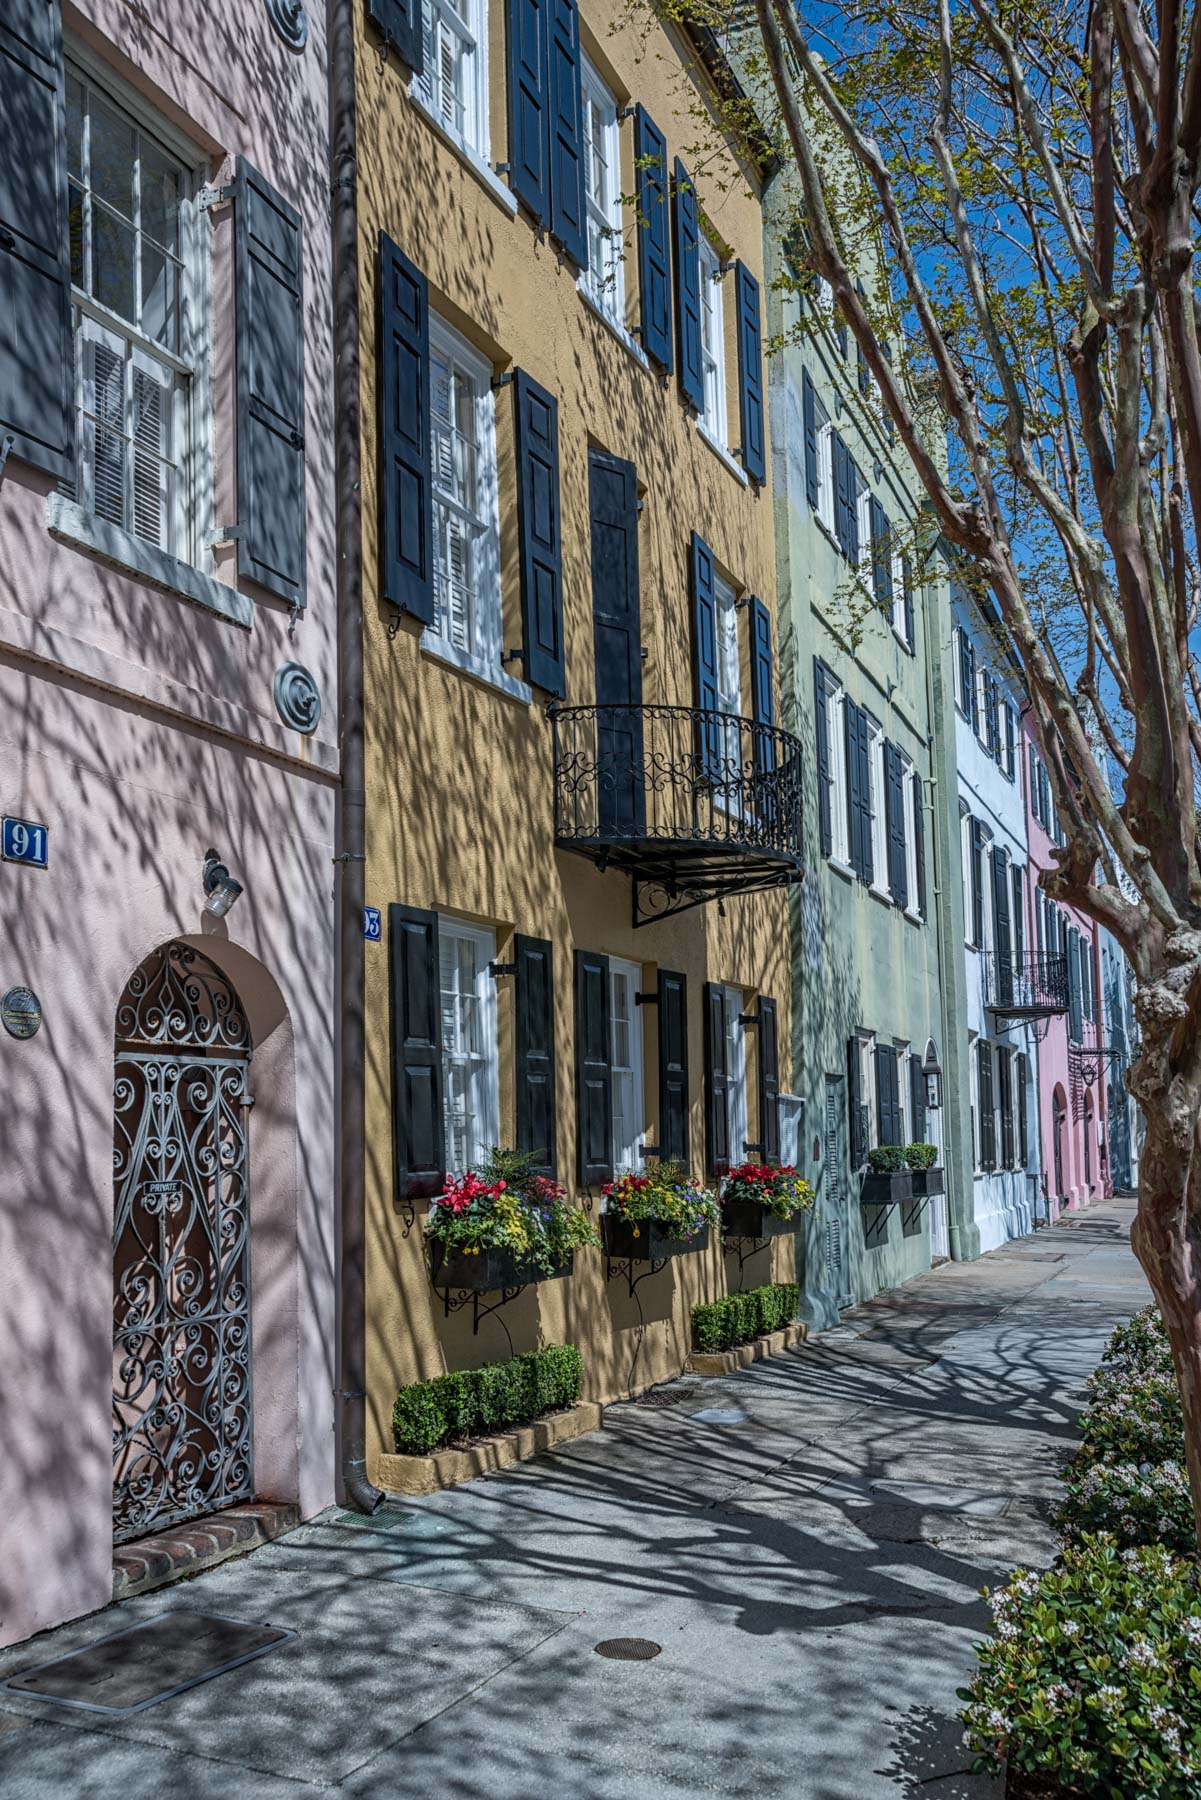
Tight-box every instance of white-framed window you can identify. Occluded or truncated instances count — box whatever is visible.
[901,752,922,916]
[859,1032,877,1150]
[867,715,889,894]
[968,1030,980,1169]
[856,478,873,591]
[581,57,623,325]
[891,542,909,648]
[896,1039,911,1142]
[812,273,834,329]
[824,673,852,868]
[813,386,835,533]
[66,66,200,562]
[714,570,743,808]
[414,0,489,162]
[699,235,728,448]
[609,957,645,1175]
[438,917,499,1176]
[722,985,749,1162]
[428,315,501,669]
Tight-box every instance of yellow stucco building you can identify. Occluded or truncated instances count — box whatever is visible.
[352,0,803,1480]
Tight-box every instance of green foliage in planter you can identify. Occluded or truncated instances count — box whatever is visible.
[866,1144,907,1174]
[959,1537,1201,1797]
[391,1343,583,1455]
[904,1142,937,1171]
[1058,1459,1194,1556]
[691,1282,799,1354]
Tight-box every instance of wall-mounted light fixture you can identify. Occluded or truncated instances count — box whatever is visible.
[923,1038,943,1111]
[202,849,244,918]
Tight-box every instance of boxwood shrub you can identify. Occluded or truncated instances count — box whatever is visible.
[392,1343,583,1455]
[691,1283,799,1354]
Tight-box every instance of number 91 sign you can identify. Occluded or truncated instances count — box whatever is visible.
[2,817,49,869]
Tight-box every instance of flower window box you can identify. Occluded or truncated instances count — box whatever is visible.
[601,1214,710,1262]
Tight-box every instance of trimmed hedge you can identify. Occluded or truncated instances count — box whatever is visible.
[692,1283,799,1354]
[392,1344,583,1456]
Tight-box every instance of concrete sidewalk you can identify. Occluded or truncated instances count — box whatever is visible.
[0,1200,1147,1799]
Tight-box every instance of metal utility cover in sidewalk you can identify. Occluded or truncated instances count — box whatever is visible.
[3,1612,294,1714]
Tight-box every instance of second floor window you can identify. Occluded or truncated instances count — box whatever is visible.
[699,237,727,447]
[429,317,500,667]
[581,58,623,324]
[415,0,489,161]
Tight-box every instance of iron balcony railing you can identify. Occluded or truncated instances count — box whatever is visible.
[550,702,804,865]
[984,950,1069,1017]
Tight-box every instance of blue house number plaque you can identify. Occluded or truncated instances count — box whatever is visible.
[2,817,48,869]
[363,907,381,941]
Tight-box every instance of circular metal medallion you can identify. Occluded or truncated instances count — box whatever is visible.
[273,661,321,734]
[2,985,42,1040]
[593,1638,662,1661]
[266,0,308,51]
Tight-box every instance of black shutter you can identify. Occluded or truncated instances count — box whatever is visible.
[884,742,907,908]
[802,368,819,509]
[634,106,672,372]
[901,553,915,647]
[0,0,72,481]
[508,0,550,224]
[673,159,703,412]
[875,1044,900,1145]
[1004,702,1016,777]
[590,450,643,834]
[870,498,893,620]
[234,159,306,607]
[814,662,832,856]
[548,0,586,264]
[998,1049,1014,1168]
[691,529,721,781]
[912,770,927,917]
[379,234,434,622]
[734,261,765,482]
[514,371,565,695]
[749,596,776,788]
[856,707,874,886]
[909,1053,926,1146]
[833,435,854,560]
[985,675,1000,757]
[704,982,731,1176]
[844,699,863,878]
[575,949,612,1185]
[758,996,781,1165]
[389,905,445,1200]
[977,1040,996,1171]
[366,0,422,71]
[515,935,557,1177]
[1012,864,1026,963]
[991,846,1012,1001]
[658,969,690,1165]
[1017,1053,1029,1166]
[969,819,985,947]
[847,1037,866,1167]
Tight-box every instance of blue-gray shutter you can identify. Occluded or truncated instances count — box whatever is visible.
[515,934,557,1177]
[969,818,985,946]
[992,844,1013,1004]
[1068,928,1083,1041]
[870,496,892,621]
[672,158,703,412]
[856,708,874,885]
[634,106,672,373]
[758,995,780,1165]
[814,661,832,856]
[884,741,907,907]
[234,159,306,607]
[378,234,434,622]
[514,370,564,695]
[909,1052,926,1145]
[847,1037,866,1166]
[575,949,612,1186]
[912,769,926,917]
[389,905,445,1200]
[704,981,731,1176]
[734,260,765,482]
[901,552,915,647]
[366,0,422,71]
[658,968,690,1165]
[977,1040,996,1170]
[690,529,721,781]
[802,368,819,509]
[832,435,853,558]
[548,0,586,265]
[509,0,550,224]
[0,0,73,480]
[874,1044,901,1145]
[749,595,776,799]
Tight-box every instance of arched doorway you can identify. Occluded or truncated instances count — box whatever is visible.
[1052,1087,1067,1199]
[112,941,254,1543]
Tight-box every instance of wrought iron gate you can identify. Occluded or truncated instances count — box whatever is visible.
[112,942,253,1543]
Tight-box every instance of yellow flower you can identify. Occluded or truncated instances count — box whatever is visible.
[632,1227,640,1238]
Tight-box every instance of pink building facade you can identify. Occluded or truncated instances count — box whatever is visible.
[1021,717,1111,1215]
[0,0,338,1646]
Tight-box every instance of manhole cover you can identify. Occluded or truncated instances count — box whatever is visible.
[4,1611,294,1714]
[594,1637,662,1660]
[632,1388,689,1407]
[689,1406,749,1425]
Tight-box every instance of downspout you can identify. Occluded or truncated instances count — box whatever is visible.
[330,0,383,1515]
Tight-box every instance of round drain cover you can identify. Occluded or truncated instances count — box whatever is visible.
[594,1637,662,1661]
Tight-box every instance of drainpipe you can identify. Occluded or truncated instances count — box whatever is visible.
[329,0,383,1516]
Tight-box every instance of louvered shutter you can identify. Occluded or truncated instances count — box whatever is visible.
[847,1037,866,1167]
[874,1045,899,1145]
[884,742,907,907]
[1068,929,1082,1041]
[758,996,780,1165]
[901,553,914,647]
[366,0,422,70]
[912,770,927,917]
[991,845,1012,1001]
[379,234,434,622]
[1017,1054,1029,1166]
[389,905,445,1200]
[547,0,586,264]
[634,106,672,372]
[1012,865,1026,963]
[672,159,703,412]
[856,708,874,885]
[515,935,556,1176]
[998,1049,1014,1168]
[574,949,612,1185]
[844,699,863,879]
[509,0,550,224]
[749,596,776,793]
[814,662,832,856]
[658,969,690,1165]
[909,1053,926,1146]
[802,369,819,509]
[977,1040,996,1170]
[234,160,306,606]
[833,435,854,560]
[0,0,72,481]
[870,498,893,621]
[734,261,765,482]
[1004,702,1016,776]
[704,982,731,1177]
[690,529,721,781]
[969,819,985,947]
[985,675,1000,757]
[1038,762,1050,828]
[514,371,564,695]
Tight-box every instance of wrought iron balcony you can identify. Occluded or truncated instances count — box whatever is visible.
[984,951,1069,1019]
[550,701,804,924]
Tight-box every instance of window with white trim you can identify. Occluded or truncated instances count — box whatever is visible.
[699,235,728,449]
[824,673,851,866]
[891,542,909,647]
[896,1039,911,1142]
[438,918,499,1175]
[813,386,835,532]
[581,58,623,325]
[860,1033,877,1150]
[609,957,645,1175]
[901,751,921,915]
[428,316,501,669]
[414,0,489,161]
[66,69,197,562]
[867,715,889,894]
[856,477,873,590]
[714,570,742,809]
[722,985,749,1162]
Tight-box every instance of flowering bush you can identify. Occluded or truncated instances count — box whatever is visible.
[960,1537,1201,1797]
[722,1162,814,1220]
[1101,1304,1173,1379]
[1072,1364,1184,1471]
[426,1148,598,1278]
[1058,1459,1195,1556]
[603,1163,720,1241]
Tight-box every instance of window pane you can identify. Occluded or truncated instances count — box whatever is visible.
[81,331,127,527]
[88,94,135,219]
[138,137,180,254]
[140,245,180,352]
[67,78,84,182]
[91,207,136,323]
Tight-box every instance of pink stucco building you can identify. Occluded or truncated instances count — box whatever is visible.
[1021,715,1111,1215]
[0,0,337,1645]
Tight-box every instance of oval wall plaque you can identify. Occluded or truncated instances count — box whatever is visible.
[2,986,43,1040]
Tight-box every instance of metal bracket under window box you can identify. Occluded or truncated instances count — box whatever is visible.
[738,1011,762,1029]
[634,991,659,1007]
[210,523,245,547]
[199,183,237,212]
[487,961,517,980]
